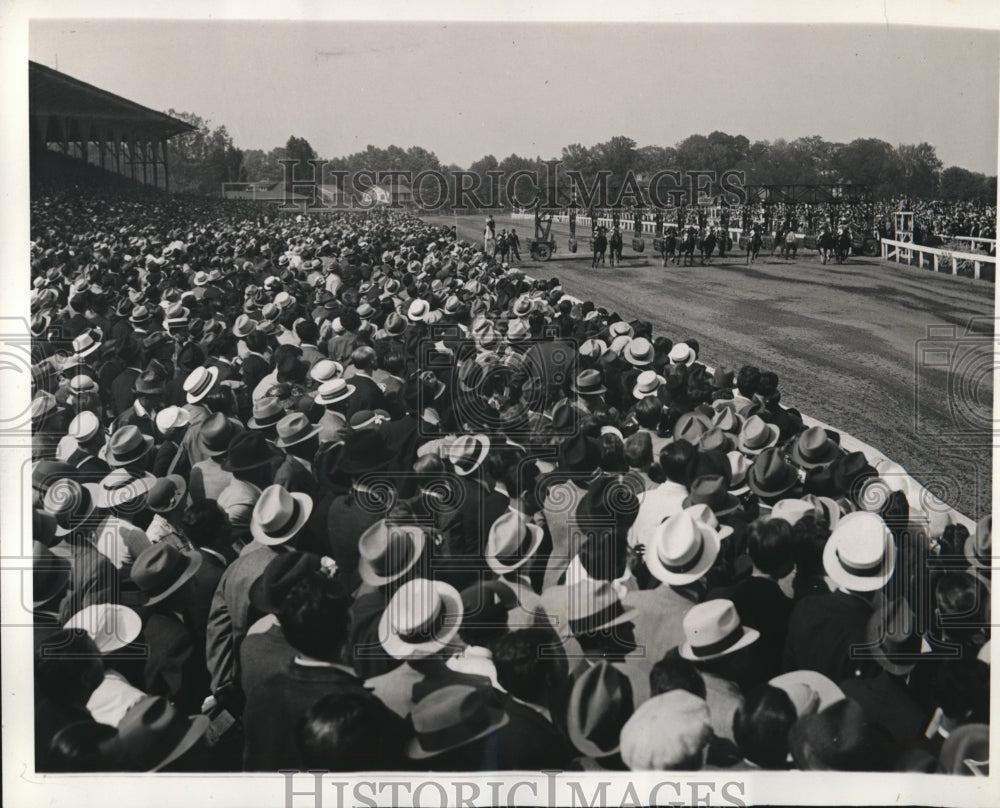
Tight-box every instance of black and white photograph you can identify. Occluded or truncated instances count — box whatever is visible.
[1,2,997,806]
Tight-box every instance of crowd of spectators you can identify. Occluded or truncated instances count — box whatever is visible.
[29,189,990,774]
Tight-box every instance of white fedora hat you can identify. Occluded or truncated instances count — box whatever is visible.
[822,511,895,592]
[646,511,722,586]
[250,484,314,546]
[65,603,142,654]
[379,577,463,660]
[679,599,760,662]
[485,509,544,574]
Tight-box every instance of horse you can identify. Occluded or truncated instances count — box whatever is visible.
[700,230,717,265]
[835,230,852,264]
[681,229,697,266]
[661,231,677,266]
[592,230,608,268]
[817,230,835,265]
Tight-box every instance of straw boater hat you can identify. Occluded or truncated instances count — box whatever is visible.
[679,599,760,662]
[822,511,895,592]
[314,378,355,406]
[668,342,696,367]
[379,577,463,660]
[183,366,220,404]
[632,369,665,400]
[249,485,313,546]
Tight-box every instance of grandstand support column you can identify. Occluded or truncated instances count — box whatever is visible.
[141,138,148,186]
[153,140,159,190]
[163,140,169,193]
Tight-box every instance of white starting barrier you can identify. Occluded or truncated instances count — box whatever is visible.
[881,237,996,280]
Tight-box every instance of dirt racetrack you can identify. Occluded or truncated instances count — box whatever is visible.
[425,213,995,520]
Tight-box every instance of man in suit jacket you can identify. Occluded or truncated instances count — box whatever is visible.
[343,346,387,417]
[242,572,370,771]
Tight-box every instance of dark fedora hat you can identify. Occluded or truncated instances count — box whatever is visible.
[340,429,396,475]
[566,661,634,758]
[132,368,166,396]
[221,430,282,473]
[406,685,508,760]
[747,447,800,500]
[248,550,322,615]
[789,426,841,470]
[111,696,210,772]
[789,698,894,771]
[131,543,202,606]
[198,413,238,457]
[558,434,601,473]
[833,452,878,505]
[683,474,741,516]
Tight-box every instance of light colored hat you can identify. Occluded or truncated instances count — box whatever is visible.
[407,299,430,322]
[579,338,607,359]
[274,290,294,309]
[632,369,665,400]
[68,410,101,443]
[646,511,723,586]
[486,509,544,574]
[822,511,895,592]
[668,342,696,366]
[250,485,314,546]
[68,375,99,396]
[448,433,491,476]
[623,337,654,367]
[274,412,321,448]
[679,599,760,661]
[357,520,426,586]
[106,425,155,467]
[72,330,102,358]
[314,378,355,406]
[726,450,752,495]
[65,603,142,654]
[619,691,712,770]
[379,578,463,660]
[737,415,780,456]
[609,334,632,356]
[154,405,190,435]
[608,321,633,339]
[769,670,845,718]
[94,468,156,509]
[182,366,220,404]
[310,359,344,385]
[232,314,256,339]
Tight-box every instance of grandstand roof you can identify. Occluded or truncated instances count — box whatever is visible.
[29,60,196,140]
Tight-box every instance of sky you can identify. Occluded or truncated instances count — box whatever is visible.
[27,20,1000,173]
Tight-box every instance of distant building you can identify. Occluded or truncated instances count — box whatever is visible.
[222,180,312,204]
[361,179,413,207]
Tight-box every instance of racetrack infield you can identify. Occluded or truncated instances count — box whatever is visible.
[425,213,996,520]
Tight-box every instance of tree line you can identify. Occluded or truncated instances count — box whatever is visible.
[162,111,996,204]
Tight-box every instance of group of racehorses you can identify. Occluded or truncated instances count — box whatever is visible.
[588,224,854,267]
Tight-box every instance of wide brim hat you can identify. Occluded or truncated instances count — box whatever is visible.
[485,510,544,574]
[93,470,157,509]
[339,430,396,474]
[106,433,154,468]
[646,512,723,586]
[822,511,896,592]
[110,696,211,772]
[250,489,314,546]
[746,448,800,499]
[379,578,464,660]
[46,481,101,536]
[357,521,426,586]
[448,433,491,477]
[140,549,202,606]
[65,603,143,654]
[405,685,509,760]
[769,670,845,718]
[736,418,780,456]
[789,426,841,469]
[314,381,356,406]
[679,599,760,662]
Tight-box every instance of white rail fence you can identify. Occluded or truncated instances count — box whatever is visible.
[881,238,996,280]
